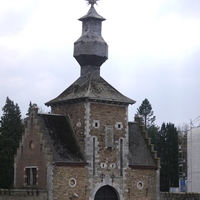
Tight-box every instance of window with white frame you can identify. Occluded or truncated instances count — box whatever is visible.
[92,120,100,129]
[115,122,123,130]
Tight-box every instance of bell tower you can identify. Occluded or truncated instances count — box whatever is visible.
[46,2,135,197]
[74,4,108,76]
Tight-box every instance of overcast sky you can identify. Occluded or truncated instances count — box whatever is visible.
[0,0,200,127]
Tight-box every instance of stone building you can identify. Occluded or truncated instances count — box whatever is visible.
[14,3,160,200]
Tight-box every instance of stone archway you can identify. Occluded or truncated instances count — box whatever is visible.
[94,185,119,200]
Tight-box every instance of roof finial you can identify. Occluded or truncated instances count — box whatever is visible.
[85,0,99,6]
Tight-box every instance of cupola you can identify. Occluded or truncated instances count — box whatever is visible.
[73,3,108,77]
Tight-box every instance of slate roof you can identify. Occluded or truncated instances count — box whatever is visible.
[129,122,156,167]
[39,114,85,163]
[79,6,105,21]
[45,74,135,106]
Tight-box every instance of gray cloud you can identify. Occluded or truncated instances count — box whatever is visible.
[161,0,200,19]
[0,1,200,128]
[0,9,32,36]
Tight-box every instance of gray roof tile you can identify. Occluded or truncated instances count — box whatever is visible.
[40,114,86,163]
[129,122,156,167]
[46,74,135,106]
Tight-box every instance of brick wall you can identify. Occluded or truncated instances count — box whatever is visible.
[15,113,49,190]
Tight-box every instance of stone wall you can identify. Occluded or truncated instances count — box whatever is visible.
[1,190,200,200]
[88,102,129,199]
[0,189,47,200]
[50,101,160,199]
[89,102,128,174]
[126,169,158,200]
[52,165,88,200]
[160,192,200,200]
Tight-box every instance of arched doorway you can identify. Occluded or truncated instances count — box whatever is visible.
[94,185,118,200]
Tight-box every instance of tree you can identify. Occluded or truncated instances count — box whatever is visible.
[137,98,159,150]
[178,123,189,137]
[148,125,159,151]
[0,97,24,188]
[158,123,179,192]
[137,98,156,129]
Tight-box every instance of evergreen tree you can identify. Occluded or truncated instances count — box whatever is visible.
[0,97,24,188]
[137,98,159,150]
[148,125,159,151]
[159,123,179,191]
[137,98,156,128]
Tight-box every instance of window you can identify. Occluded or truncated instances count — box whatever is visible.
[93,120,100,129]
[137,181,144,190]
[120,139,123,176]
[25,167,37,186]
[93,137,96,175]
[115,122,123,130]
[29,140,34,150]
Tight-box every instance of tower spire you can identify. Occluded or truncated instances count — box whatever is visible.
[73,1,108,77]
[85,0,99,6]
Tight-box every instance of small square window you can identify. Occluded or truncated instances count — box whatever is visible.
[93,120,100,129]
[115,122,123,130]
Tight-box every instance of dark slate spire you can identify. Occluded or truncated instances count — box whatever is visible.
[73,5,108,77]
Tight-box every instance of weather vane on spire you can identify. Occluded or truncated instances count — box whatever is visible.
[85,0,99,6]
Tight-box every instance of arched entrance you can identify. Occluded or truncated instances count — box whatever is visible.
[94,185,118,200]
